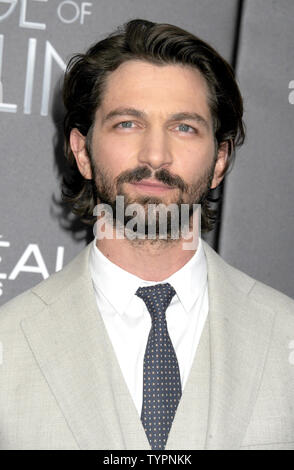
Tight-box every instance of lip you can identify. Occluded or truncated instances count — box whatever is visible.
[130,180,173,193]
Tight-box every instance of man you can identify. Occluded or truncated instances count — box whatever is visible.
[0,19,293,451]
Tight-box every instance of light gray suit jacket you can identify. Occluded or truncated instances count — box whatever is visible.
[0,240,293,450]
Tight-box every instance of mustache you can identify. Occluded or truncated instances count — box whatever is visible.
[116,166,188,193]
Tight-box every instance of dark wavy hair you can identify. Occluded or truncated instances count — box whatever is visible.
[62,18,245,232]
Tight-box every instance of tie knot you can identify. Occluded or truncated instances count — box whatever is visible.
[135,282,176,321]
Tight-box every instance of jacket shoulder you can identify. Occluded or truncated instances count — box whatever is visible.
[249,279,294,310]
[202,240,294,317]
[0,288,45,331]
[248,278,294,331]
[0,242,92,329]
[222,251,294,338]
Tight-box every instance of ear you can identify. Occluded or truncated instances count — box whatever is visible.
[210,141,229,189]
[70,128,92,179]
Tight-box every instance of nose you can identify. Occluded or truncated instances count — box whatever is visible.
[137,127,173,170]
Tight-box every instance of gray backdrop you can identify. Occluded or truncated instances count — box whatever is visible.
[0,0,293,305]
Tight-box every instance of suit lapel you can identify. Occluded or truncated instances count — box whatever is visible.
[165,316,211,450]
[202,241,276,449]
[21,243,150,450]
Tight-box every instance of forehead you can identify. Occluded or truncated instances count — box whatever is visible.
[98,60,212,121]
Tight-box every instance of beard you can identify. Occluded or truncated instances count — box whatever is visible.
[89,154,217,244]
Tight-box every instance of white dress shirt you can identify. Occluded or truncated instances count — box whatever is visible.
[89,236,209,417]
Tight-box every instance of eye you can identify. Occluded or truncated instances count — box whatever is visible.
[115,121,136,129]
[176,123,197,133]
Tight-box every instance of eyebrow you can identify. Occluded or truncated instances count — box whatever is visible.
[101,107,210,130]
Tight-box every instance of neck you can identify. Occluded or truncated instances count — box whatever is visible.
[96,233,198,282]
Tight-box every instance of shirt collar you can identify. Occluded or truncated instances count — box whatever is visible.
[89,237,207,315]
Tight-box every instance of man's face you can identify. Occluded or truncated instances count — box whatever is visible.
[71,60,226,234]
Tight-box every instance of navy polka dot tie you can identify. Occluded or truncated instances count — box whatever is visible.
[135,283,182,450]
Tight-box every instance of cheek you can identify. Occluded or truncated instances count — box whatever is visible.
[92,136,134,175]
[174,142,215,182]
